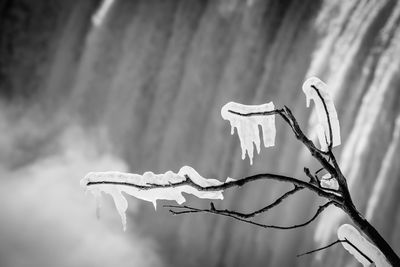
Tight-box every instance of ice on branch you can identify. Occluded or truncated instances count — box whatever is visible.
[302,77,341,151]
[221,101,276,165]
[320,173,339,190]
[81,166,233,230]
[337,224,390,267]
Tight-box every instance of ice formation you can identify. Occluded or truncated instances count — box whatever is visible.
[320,173,339,190]
[221,101,276,165]
[337,224,390,267]
[81,166,233,230]
[302,77,341,151]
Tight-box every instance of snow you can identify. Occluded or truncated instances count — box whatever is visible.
[337,224,390,267]
[320,173,339,190]
[221,101,276,165]
[81,166,233,230]
[302,77,341,151]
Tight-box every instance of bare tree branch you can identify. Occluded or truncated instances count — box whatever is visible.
[198,185,304,219]
[297,239,343,257]
[164,201,335,230]
[281,106,336,173]
[297,238,373,264]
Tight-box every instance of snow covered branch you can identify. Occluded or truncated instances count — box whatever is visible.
[298,224,394,266]
[337,224,390,267]
[85,170,344,204]
[83,167,344,231]
[81,77,400,266]
[297,239,374,265]
[221,102,276,165]
[302,77,341,151]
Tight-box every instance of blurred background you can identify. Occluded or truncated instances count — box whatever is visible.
[1,0,400,266]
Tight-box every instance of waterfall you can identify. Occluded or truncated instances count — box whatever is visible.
[1,0,399,266]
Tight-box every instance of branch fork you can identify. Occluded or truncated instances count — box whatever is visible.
[84,79,399,266]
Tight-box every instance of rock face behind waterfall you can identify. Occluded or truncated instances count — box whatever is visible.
[1,1,400,266]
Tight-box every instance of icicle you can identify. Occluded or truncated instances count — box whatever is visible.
[81,167,231,230]
[221,101,276,164]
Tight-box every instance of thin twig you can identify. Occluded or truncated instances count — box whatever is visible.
[297,239,373,264]
[297,240,343,257]
[198,185,303,219]
[304,167,318,185]
[165,201,335,230]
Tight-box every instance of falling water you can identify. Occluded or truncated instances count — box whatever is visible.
[1,0,399,266]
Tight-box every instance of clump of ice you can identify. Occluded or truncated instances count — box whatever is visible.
[302,77,341,151]
[221,101,276,165]
[81,166,234,230]
[320,173,339,190]
[337,224,390,267]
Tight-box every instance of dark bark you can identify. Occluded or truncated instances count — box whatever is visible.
[344,202,400,266]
